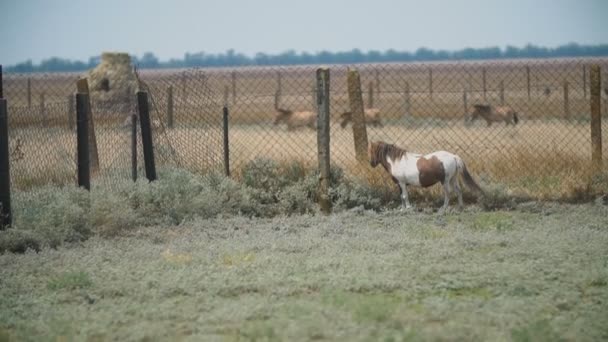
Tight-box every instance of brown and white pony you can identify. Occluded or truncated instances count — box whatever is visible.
[339,108,383,128]
[368,141,484,213]
[273,108,316,131]
[468,104,519,126]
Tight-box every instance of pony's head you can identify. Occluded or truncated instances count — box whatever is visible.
[273,108,292,125]
[368,141,405,168]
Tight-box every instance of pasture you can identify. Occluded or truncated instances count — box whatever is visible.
[1,200,607,341]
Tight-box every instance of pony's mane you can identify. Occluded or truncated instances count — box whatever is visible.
[370,141,407,171]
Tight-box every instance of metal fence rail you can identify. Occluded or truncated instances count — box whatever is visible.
[2,57,607,200]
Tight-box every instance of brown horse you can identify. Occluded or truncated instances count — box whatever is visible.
[340,108,383,128]
[468,104,519,126]
[273,108,316,131]
[368,141,484,213]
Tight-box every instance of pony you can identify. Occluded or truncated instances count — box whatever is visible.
[273,108,316,131]
[339,108,383,128]
[368,141,484,213]
[468,104,519,126]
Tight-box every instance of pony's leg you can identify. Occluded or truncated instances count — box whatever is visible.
[439,181,451,214]
[452,175,463,210]
[399,182,412,211]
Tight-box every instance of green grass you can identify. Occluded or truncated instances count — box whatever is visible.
[1,202,607,341]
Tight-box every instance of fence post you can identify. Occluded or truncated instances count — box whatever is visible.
[590,65,602,173]
[463,89,468,118]
[76,93,90,191]
[526,66,531,100]
[223,106,230,177]
[223,85,230,107]
[27,77,32,108]
[368,81,374,108]
[316,68,331,215]
[167,86,174,129]
[39,93,47,127]
[76,78,100,173]
[563,81,570,119]
[131,113,138,182]
[0,98,12,228]
[137,91,157,182]
[347,70,369,164]
[499,80,505,105]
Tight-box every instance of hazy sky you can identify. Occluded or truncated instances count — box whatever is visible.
[1,0,607,65]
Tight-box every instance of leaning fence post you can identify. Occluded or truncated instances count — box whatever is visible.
[0,97,12,228]
[137,91,157,182]
[347,70,369,163]
[131,113,138,182]
[167,86,174,129]
[76,78,100,173]
[76,93,91,191]
[223,106,230,177]
[590,65,602,173]
[316,68,331,215]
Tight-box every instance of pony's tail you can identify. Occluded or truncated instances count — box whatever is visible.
[457,158,484,195]
[513,112,519,125]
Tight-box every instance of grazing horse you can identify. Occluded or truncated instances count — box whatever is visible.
[340,108,383,128]
[273,108,316,131]
[368,141,484,213]
[468,104,519,126]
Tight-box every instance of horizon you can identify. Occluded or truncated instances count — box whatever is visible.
[1,0,607,66]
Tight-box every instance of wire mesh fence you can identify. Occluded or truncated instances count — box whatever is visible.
[2,57,607,200]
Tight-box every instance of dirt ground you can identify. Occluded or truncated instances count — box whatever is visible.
[1,202,607,341]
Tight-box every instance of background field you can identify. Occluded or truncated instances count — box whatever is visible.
[1,202,607,341]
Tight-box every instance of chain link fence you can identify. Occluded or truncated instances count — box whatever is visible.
[2,57,607,199]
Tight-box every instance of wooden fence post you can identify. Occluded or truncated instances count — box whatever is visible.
[137,91,157,181]
[316,68,331,215]
[499,80,505,105]
[76,93,90,191]
[590,65,602,172]
[0,98,11,228]
[223,85,230,107]
[76,78,100,173]
[347,70,369,163]
[223,106,230,177]
[167,86,174,129]
[563,81,570,119]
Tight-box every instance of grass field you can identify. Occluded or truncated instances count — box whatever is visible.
[1,202,607,341]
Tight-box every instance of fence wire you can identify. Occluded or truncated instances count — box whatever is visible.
[3,58,608,199]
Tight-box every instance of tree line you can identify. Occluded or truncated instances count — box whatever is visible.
[6,43,608,73]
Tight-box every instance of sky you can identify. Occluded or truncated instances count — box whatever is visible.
[1,0,607,65]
